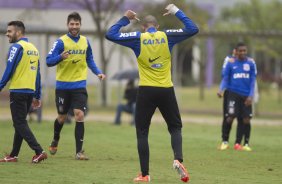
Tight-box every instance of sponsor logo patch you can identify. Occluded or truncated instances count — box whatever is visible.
[31,66,37,70]
[143,38,166,45]
[149,56,160,63]
[151,63,163,68]
[166,29,183,33]
[233,73,250,79]
[72,59,81,64]
[48,41,58,55]
[8,47,18,62]
[27,50,39,56]
[119,32,137,37]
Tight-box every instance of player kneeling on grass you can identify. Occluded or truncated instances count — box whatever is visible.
[0,21,47,163]
[106,4,199,182]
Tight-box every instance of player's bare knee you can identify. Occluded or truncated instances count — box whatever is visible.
[74,115,84,122]
[57,115,67,123]
[74,110,84,122]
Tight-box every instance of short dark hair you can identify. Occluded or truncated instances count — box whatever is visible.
[7,21,25,34]
[67,12,81,24]
[236,42,246,49]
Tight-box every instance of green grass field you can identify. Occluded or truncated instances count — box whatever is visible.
[1,86,281,118]
[0,120,281,184]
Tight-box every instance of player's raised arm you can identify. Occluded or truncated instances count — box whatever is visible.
[105,10,141,51]
[164,4,199,48]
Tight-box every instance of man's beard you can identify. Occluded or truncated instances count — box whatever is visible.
[69,29,80,36]
[9,35,17,43]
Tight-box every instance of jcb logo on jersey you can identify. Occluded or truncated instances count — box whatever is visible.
[119,32,137,37]
[8,47,18,62]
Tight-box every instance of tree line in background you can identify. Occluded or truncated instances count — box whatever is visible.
[11,0,282,105]
[215,0,282,86]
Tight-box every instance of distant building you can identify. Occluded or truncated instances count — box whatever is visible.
[0,0,137,88]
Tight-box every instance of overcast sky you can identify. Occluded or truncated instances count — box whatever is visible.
[135,0,281,17]
[190,0,282,16]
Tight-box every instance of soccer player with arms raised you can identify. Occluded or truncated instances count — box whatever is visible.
[106,4,198,182]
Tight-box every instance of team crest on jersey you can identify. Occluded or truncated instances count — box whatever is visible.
[228,101,235,114]
[59,105,64,113]
[243,64,250,71]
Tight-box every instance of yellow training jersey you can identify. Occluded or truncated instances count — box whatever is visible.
[137,31,172,87]
[56,34,88,82]
[9,40,39,91]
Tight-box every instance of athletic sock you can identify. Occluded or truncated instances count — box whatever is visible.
[222,119,232,142]
[235,118,244,144]
[170,128,183,163]
[54,119,64,141]
[137,128,149,177]
[244,123,251,145]
[75,122,84,153]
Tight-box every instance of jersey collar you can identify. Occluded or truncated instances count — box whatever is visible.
[17,37,28,42]
[147,27,157,33]
[67,32,80,42]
